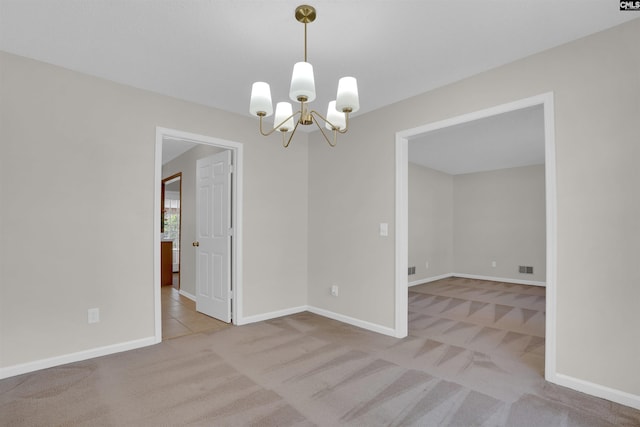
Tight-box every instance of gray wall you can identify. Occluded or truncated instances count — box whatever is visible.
[408,164,545,284]
[0,51,308,367]
[308,20,640,397]
[453,165,546,282]
[162,144,224,296]
[408,162,453,282]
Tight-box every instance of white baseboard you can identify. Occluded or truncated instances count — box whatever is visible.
[307,305,397,338]
[409,273,454,287]
[0,336,157,380]
[236,304,397,338]
[179,289,196,301]
[236,305,308,325]
[453,273,546,287]
[549,372,640,411]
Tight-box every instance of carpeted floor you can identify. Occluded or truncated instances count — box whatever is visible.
[1,277,639,426]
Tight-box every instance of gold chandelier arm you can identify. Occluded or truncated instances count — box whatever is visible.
[310,113,338,147]
[258,111,300,137]
[283,119,302,148]
[310,110,350,134]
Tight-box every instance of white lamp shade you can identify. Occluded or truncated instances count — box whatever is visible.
[336,76,359,113]
[289,62,316,102]
[273,102,295,132]
[250,82,273,117]
[325,101,346,130]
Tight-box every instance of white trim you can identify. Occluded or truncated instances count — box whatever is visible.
[453,273,546,287]
[409,273,545,288]
[236,305,396,338]
[236,306,308,325]
[542,93,558,382]
[408,273,454,287]
[395,92,557,381]
[179,289,196,301]
[394,134,409,338]
[155,127,244,336]
[0,337,156,380]
[307,306,397,337]
[551,373,640,411]
[154,134,163,343]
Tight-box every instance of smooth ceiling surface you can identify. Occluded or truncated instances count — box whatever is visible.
[1,1,636,126]
[409,105,545,175]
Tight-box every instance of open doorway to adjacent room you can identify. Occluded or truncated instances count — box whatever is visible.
[395,93,557,381]
[154,127,244,341]
[161,173,182,289]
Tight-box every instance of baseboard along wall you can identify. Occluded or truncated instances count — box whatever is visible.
[409,273,546,288]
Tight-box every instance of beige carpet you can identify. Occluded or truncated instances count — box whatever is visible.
[1,277,639,426]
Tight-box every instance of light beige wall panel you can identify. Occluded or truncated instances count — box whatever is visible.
[308,121,396,327]
[308,19,640,396]
[0,51,308,368]
[162,144,223,296]
[453,165,546,282]
[408,163,454,282]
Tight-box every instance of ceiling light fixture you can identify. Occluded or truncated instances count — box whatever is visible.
[249,4,359,148]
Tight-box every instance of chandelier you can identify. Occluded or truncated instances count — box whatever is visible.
[249,5,360,148]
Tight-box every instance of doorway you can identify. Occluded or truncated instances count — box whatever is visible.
[154,127,244,343]
[162,173,182,289]
[395,92,557,380]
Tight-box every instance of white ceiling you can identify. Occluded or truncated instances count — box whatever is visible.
[1,1,635,167]
[408,105,545,175]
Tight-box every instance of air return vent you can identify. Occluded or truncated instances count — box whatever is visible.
[519,266,534,274]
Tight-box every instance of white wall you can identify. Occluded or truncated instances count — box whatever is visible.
[0,51,308,369]
[308,19,640,399]
[453,165,546,282]
[408,162,453,282]
[162,144,224,296]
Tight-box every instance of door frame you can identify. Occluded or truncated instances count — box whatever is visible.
[154,127,244,342]
[394,92,557,381]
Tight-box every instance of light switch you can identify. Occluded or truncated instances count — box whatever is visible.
[379,223,389,237]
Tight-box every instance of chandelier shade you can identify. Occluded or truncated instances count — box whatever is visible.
[274,102,295,132]
[249,82,273,117]
[289,62,316,102]
[336,77,360,113]
[249,5,359,147]
[325,101,346,130]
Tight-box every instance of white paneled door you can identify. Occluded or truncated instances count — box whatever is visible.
[194,150,232,322]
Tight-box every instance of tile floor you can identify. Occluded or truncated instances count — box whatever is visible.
[161,280,230,340]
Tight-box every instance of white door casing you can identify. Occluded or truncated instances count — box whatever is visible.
[195,150,232,322]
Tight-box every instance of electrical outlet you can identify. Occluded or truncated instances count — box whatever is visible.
[491,261,497,268]
[88,308,100,324]
[425,261,429,269]
[331,285,339,297]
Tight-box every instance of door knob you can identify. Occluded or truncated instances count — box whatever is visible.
[192,241,200,247]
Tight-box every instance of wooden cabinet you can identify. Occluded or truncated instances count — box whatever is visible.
[161,241,173,286]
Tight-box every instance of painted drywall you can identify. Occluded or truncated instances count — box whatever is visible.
[408,162,453,282]
[453,165,546,282]
[308,19,639,397]
[162,144,224,296]
[0,51,308,368]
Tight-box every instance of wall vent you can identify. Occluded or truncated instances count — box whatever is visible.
[408,266,416,275]
[519,266,534,274]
